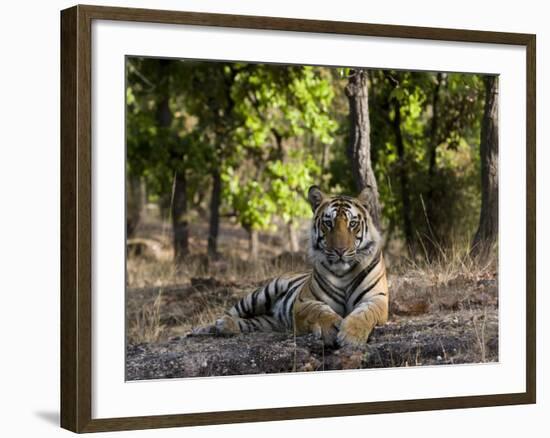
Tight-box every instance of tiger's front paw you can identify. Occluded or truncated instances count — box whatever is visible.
[192,315,241,336]
[337,314,374,347]
[306,313,343,347]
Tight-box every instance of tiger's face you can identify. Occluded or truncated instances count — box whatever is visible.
[308,186,381,274]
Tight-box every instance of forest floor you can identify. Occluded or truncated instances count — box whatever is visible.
[126,214,498,380]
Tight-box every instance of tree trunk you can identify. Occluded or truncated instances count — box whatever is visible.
[391,96,414,252]
[248,228,259,260]
[156,60,172,127]
[321,142,329,175]
[427,73,443,215]
[471,76,499,260]
[288,221,299,253]
[425,73,443,256]
[207,170,222,257]
[140,178,147,211]
[171,171,189,262]
[126,175,143,238]
[156,59,189,263]
[345,69,381,229]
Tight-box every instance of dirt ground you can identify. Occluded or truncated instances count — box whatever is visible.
[126,309,498,380]
[126,215,498,380]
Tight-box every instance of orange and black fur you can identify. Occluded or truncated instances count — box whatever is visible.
[195,186,388,347]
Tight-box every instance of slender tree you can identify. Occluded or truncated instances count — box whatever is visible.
[186,63,238,257]
[390,89,414,250]
[345,69,381,229]
[207,169,222,256]
[426,73,443,235]
[155,60,190,262]
[471,75,499,259]
[126,175,143,238]
[381,72,415,251]
[171,171,189,261]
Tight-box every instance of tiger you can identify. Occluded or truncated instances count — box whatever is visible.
[194,185,388,347]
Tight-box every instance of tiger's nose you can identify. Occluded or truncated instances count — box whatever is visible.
[334,248,346,256]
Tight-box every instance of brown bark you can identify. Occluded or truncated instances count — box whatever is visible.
[208,170,222,257]
[288,221,299,253]
[345,69,381,229]
[126,175,143,238]
[171,172,189,262]
[248,227,259,260]
[321,142,329,174]
[471,76,499,259]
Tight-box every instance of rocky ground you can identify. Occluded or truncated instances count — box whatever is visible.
[126,294,498,380]
[126,220,498,380]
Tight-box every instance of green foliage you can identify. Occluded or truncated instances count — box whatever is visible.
[267,151,320,224]
[222,151,319,232]
[126,57,489,255]
[369,70,484,247]
[222,170,277,231]
[218,64,335,231]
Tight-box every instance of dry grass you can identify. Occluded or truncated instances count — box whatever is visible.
[127,289,165,343]
[126,213,310,289]
[127,252,308,289]
[471,305,489,362]
[126,215,498,368]
[126,251,308,344]
[392,233,497,283]
[389,235,497,314]
[125,204,308,344]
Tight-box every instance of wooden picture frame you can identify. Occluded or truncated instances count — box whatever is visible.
[60,4,536,433]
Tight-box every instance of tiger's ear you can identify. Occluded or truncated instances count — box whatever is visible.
[308,185,326,212]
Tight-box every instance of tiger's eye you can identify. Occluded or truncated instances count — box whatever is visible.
[323,220,332,228]
[349,220,358,228]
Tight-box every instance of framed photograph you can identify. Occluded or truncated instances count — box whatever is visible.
[60,4,536,433]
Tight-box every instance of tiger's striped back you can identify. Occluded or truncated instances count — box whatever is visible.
[226,272,309,331]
